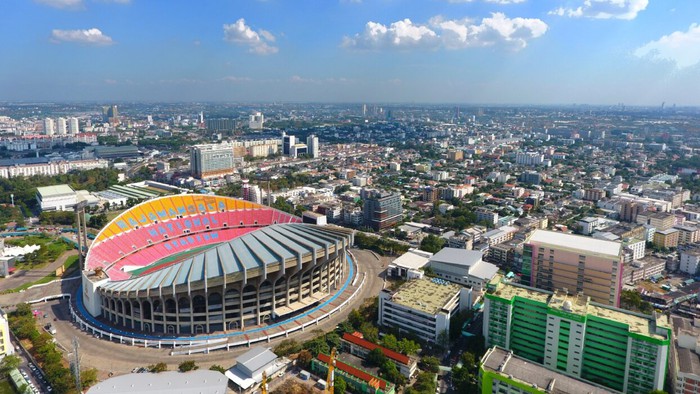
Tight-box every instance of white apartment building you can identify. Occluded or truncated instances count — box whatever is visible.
[378,278,472,343]
[515,152,545,166]
[680,248,700,276]
[68,117,79,134]
[44,118,55,135]
[57,117,67,135]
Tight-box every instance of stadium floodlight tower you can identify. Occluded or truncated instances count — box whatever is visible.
[74,200,89,269]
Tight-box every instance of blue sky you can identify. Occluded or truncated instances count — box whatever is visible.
[1,0,700,105]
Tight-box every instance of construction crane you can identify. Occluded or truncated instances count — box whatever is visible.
[326,347,336,394]
[261,371,268,394]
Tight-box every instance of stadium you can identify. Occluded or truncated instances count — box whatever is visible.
[80,194,353,336]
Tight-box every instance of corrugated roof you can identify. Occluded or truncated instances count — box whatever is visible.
[99,223,349,293]
[342,332,411,365]
[36,184,75,197]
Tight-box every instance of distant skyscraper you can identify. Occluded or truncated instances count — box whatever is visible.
[199,111,204,124]
[206,118,235,131]
[68,117,79,134]
[56,117,67,135]
[43,118,55,135]
[248,112,264,130]
[147,115,153,125]
[102,105,119,125]
[306,134,319,158]
[282,132,295,155]
[362,104,367,117]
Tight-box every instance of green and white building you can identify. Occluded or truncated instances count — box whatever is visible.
[483,281,671,393]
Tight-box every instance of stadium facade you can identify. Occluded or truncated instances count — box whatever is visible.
[81,195,353,335]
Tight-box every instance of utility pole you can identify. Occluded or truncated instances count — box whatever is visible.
[71,337,81,393]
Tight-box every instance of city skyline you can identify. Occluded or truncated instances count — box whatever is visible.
[2,0,700,105]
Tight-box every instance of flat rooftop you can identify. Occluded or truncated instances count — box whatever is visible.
[527,229,621,259]
[489,282,669,340]
[482,347,617,394]
[389,278,461,315]
[390,249,432,270]
[36,184,75,198]
[671,316,700,376]
[87,370,227,394]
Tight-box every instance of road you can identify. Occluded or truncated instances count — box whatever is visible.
[0,249,78,292]
[19,248,388,381]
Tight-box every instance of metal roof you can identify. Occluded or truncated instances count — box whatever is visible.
[36,184,75,198]
[99,223,349,293]
[86,370,227,394]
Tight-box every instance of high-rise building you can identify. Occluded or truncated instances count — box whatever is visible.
[198,111,204,124]
[248,112,264,130]
[205,118,236,131]
[620,200,641,222]
[282,132,295,155]
[362,189,402,230]
[44,118,55,135]
[522,229,624,307]
[190,143,241,179]
[306,134,319,158]
[56,117,67,135]
[68,117,79,134]
[102,105,119,125]
[483,280,670,393]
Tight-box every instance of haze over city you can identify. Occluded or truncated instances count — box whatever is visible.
[2,0,700,104]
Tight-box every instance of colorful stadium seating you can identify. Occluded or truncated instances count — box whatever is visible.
[86,196,300,281]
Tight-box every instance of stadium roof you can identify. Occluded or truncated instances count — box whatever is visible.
[99,223,350,293]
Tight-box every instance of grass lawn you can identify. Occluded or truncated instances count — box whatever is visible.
[106,209,127,222]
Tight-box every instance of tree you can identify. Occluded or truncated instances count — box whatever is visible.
[359,322,379,343]
[81,368,98,388]
[382,334,399,351]
[397,338,420,355]
[420,235,445,254]
[178,360,199,372]
[325,331,341,350]
[296,349,313,370]
[335,376,347,393]
[367,348,387,367]
[149,362,168,373]
[0,354,20,375]
[419,356,440,373]
[648,391,668,394]
[348,309,363,329]
[209,365,227,374]
[274,339,301,357]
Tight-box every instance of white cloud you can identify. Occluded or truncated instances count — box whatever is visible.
[549,0,648,20]
[35,0,83,9]
[223,18,278,55]
[343,13,546,51]
[635,23,700,69]
[342,19,439,50]
[222,76,252,83]
[50,28,114,45]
